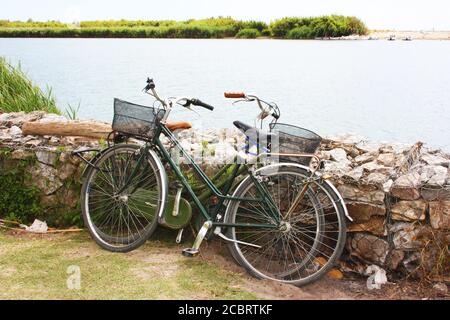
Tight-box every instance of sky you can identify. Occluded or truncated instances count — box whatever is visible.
[1,0,450,30]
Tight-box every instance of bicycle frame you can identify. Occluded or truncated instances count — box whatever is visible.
[154,124,280,229]
[116,123,281,230]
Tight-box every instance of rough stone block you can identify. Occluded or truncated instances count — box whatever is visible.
[366,172,389,185]
[391,200,427,221]
[350,233,390,265]
[420,185,450,201]
[377,153,396,167]
[337,184,385,205]
[421,153,450,167]
[35,150,58,166]
[386,249,405,270]
[347,216,386,236]
[429,201,450,229]
[391,223,433,249]
[391,172,421,200]
[30,162,63,195]
[346,202,386,222]
[354,152,377,165]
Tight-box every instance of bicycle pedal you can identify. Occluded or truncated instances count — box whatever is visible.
[182,248,199,257]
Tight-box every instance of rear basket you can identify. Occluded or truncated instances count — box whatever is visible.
[269,123,322,166]
[112,98,165,139]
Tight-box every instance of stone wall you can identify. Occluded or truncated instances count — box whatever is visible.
[319,134,449,278]
[1,112,449,278]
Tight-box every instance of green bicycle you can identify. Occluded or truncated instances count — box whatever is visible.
[74,78,352,286]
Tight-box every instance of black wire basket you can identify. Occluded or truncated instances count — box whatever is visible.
[269,123,322,166]
[112,98,165,139]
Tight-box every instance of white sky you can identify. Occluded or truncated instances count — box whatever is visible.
[2,0,450,30]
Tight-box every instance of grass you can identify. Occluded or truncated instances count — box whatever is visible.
[0,16,367,39]
[0,230,259,300]
[64,102,80,120]
[0,57,60,114]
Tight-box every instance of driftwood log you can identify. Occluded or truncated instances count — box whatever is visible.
[22,120,112,139]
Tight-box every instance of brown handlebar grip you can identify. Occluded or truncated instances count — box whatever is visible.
[224,92,245,99]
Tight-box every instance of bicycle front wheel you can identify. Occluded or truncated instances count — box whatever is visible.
[225,164,346,286]
[81,144,166,252]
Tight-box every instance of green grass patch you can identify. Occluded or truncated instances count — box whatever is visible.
[0,231,259,299]
[0,57,60,114]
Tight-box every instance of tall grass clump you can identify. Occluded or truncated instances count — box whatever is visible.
[235,28,260,39]
[0,57,60,114]
[272,15,368,39]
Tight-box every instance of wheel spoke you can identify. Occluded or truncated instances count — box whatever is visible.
[83,145,162,250]
[229,167,345,285]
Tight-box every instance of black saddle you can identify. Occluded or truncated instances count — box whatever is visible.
[233,121,274,136]
[233,120,275,143]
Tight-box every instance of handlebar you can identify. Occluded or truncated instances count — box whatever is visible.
[143,77,214,112]
[144,78,156,91]
[190,98,214,111]
[224,92,246,99]
[224,91,280,120]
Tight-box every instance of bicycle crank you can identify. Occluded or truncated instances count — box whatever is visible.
[182,220,212,257]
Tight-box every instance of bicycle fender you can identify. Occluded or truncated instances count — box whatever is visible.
[147,148,169,222]
[79,146,168,223]
[79,148,109,179]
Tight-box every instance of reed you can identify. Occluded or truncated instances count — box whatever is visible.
[0,16,367,39]
[0,57,60,114]
[271,15,368,39]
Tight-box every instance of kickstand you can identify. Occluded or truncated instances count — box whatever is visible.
[175,228,184,244]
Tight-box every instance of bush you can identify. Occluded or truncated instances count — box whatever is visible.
[260,28,272,37]
[270,15,368,39]
[241,20,267,32]
[0,57,60,114]
[287,26,313,39]
[235,28,259,39]
[0,152,42,224]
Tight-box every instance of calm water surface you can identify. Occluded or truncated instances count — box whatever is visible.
[1,38,449,150]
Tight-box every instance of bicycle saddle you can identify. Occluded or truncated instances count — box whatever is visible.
[166,121,192,131]
[233,121,274,137]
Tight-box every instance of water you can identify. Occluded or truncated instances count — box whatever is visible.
[1,38,449,150]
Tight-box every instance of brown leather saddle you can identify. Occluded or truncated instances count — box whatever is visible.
[165,121,192,131]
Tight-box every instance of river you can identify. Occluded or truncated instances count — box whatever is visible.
[1,38,449,150]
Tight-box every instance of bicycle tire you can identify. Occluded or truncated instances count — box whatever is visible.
[81,143,166,252]
[225,164,347,286]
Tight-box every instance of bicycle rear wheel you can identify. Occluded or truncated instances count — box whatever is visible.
[225,164,346,286]
[81,144,165,252]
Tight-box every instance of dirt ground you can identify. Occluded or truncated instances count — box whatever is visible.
[198,239,449,300]
[0,229,448,300]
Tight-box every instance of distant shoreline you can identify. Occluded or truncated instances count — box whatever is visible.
[348,30,450,40]
[0,31,449,40]
[1,18,449,40]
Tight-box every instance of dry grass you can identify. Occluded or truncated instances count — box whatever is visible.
[0,230,258,300]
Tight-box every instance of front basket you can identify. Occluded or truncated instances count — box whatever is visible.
[269,123,322,166]
[112,98,165,139]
